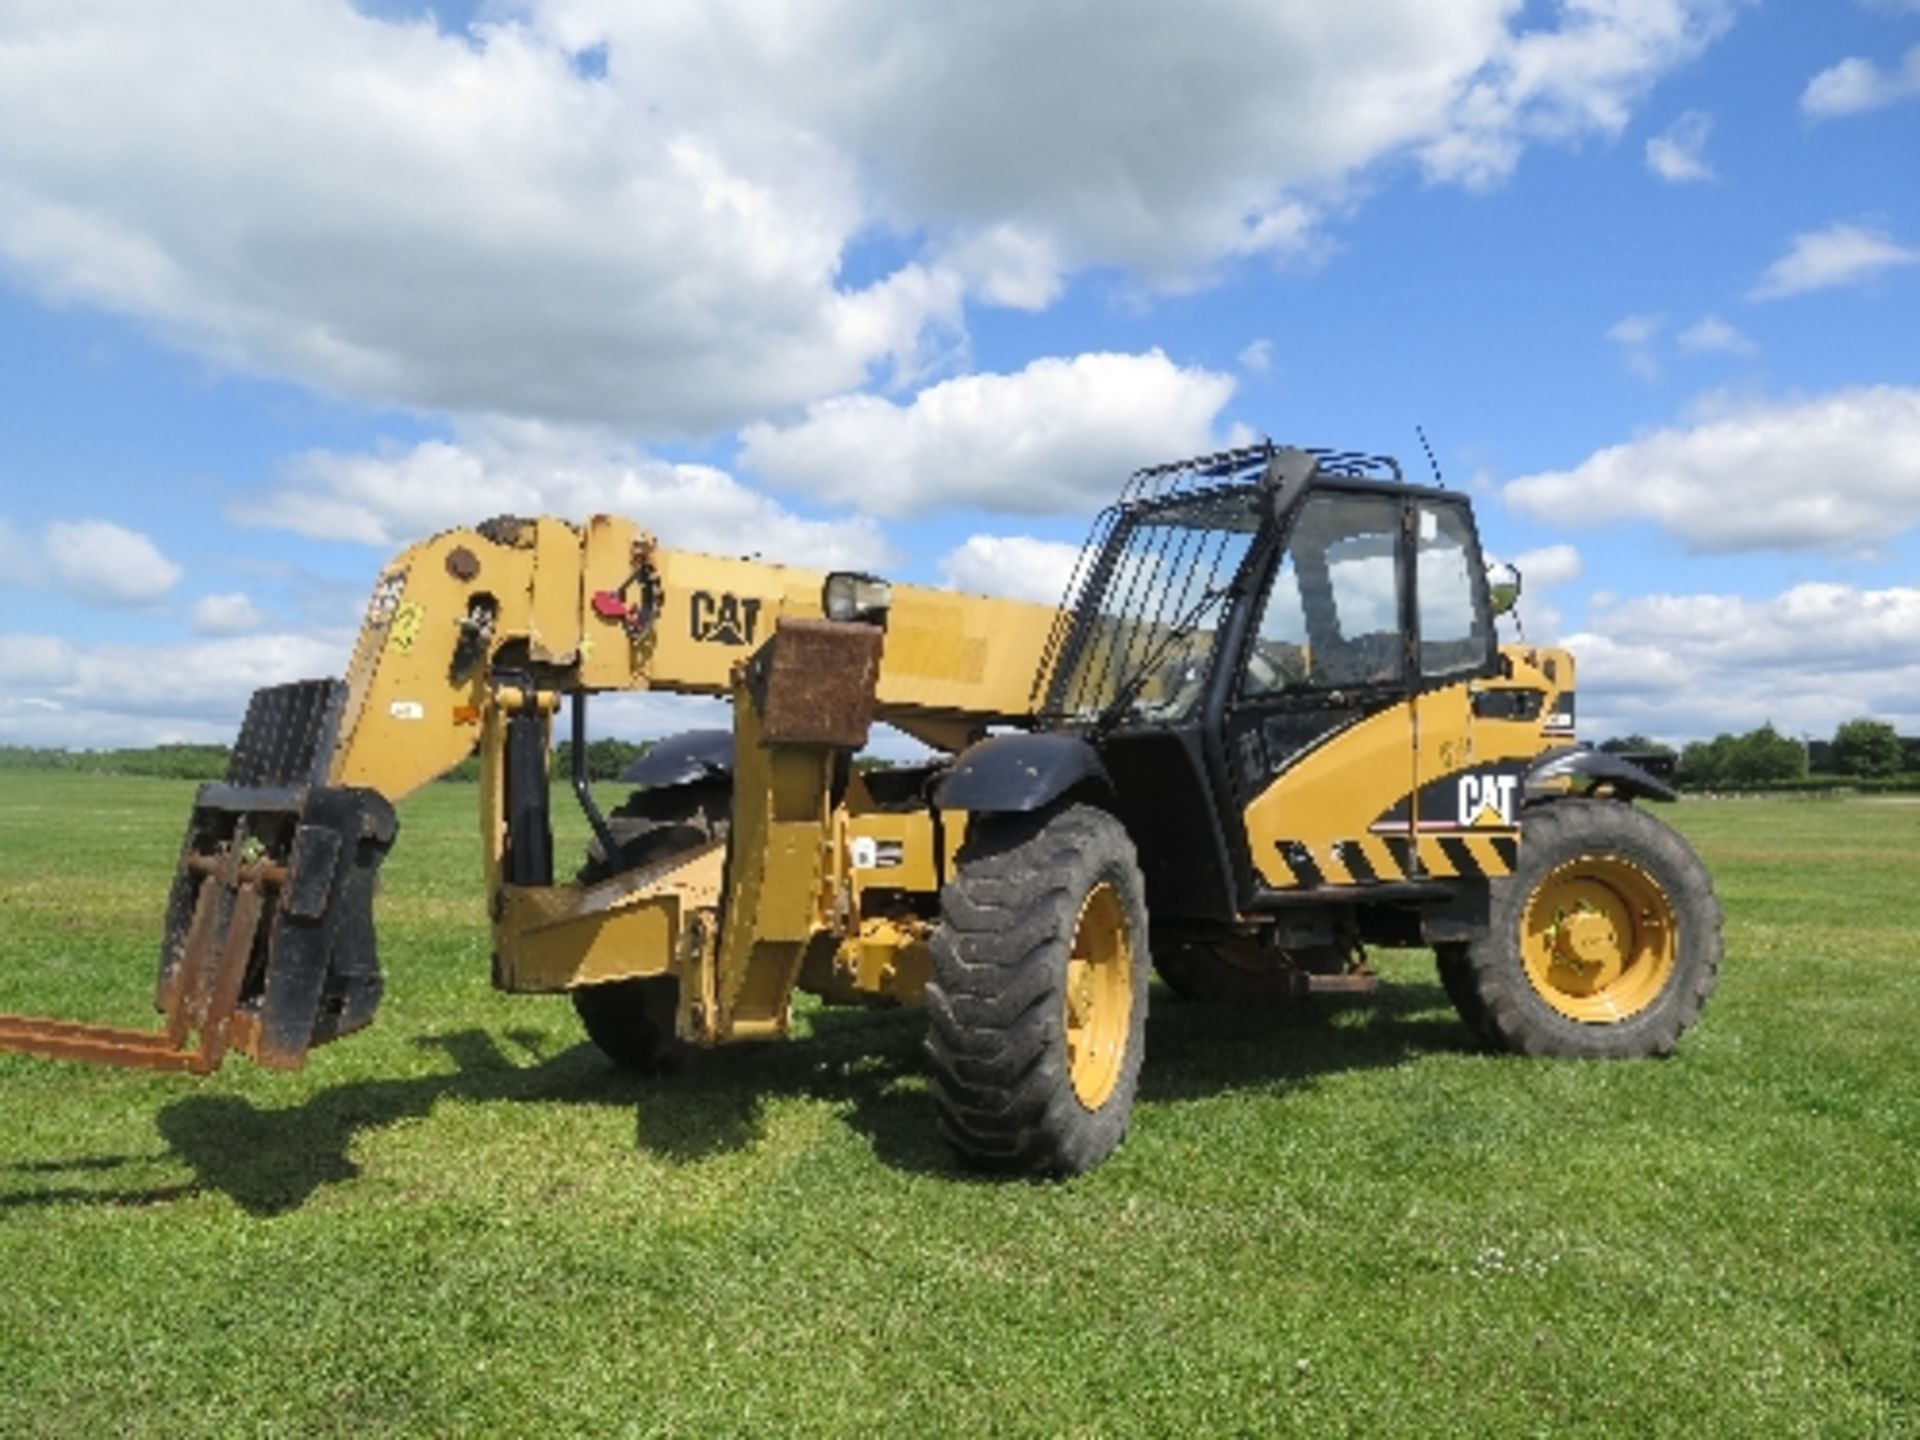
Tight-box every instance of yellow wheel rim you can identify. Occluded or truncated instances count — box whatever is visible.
[1521,855,1677,1023]
[1064,881,1133,1109]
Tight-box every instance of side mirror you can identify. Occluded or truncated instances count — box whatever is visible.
[1486,561,1523,617]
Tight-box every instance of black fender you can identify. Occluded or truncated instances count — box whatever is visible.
[934,733,1113,815]
[620,729,733,788]
[1524,746,1677,804]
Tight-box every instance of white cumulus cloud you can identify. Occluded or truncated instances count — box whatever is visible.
[1606,312,1666,379]
[1512,543,1583,589]
[1503,386,1920,553]
[1567,583,1920,742]
[0,1,1741,431]
[1801,45,1920,117]
[939,535,1085,607]
[191,592,268,635]
[940,225,1067,313]
[1749,222,1920,300]
[1418,0,1738,189]
[739,351,1244,519]
[0,2,954,434]
[43,519,182,604]
[1676,315,1758,356]
[0,629,347,747]
[1645,110,1715,182]
[233,424,892,571]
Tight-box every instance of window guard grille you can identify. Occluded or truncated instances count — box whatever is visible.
[1033,443,1401,720]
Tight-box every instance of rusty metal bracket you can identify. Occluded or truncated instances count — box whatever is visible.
[748,617,884,749]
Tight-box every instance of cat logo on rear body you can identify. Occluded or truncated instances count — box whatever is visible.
[1458,772,1518,828]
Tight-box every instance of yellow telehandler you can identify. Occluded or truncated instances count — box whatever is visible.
[0,444,1720,1175]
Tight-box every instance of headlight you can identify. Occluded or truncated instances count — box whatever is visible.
[823,571,892,625]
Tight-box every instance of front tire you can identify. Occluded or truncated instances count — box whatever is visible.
[1463,799,1721,1058]
[925,804,1151,1177]
[578,776,730,885]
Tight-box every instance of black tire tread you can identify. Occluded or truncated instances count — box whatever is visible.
[1435,942,1499,1048]
[571,976,679,1074]
[925,804,1151,1177]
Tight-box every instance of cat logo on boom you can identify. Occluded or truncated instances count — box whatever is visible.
[690,591,762,647]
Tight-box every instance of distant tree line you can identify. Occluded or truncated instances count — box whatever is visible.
[1597,717,1917,790]
[0,743,233,780]
[0,739,658,785]
[551,737,649,781]
[8,715,1909,794]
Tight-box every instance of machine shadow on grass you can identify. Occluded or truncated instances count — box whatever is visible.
[4,979,1472,1217]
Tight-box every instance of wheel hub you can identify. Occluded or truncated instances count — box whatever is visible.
[1521,856,1677,1023]
[1551,906,1616,970]
[1064,881,1132,1110]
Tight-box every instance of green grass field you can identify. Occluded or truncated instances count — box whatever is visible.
[1,773,1915,1438]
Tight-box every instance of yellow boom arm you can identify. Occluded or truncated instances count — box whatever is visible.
[328,514,1058,801]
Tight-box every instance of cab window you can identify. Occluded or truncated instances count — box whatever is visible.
[1242,491,1404,697]
[1415,501,1492,679]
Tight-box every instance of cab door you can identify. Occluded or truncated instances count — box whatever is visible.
[1225,488,1419,892]
[1406,497,1513,881]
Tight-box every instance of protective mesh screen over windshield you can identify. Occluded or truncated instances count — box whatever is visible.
[1033,444,1406,723]
[1038,484,1263,722]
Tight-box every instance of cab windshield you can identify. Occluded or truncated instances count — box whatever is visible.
[1041,484,1264,723]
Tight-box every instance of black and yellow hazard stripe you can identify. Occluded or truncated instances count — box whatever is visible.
[1270,832,1518,888]
[1417,832,1518,879]
[1271,835,1424,887]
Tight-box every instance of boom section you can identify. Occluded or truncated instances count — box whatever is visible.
[330,515,1058,800]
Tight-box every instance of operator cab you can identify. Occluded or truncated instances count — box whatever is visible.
[1035,444,1500,921]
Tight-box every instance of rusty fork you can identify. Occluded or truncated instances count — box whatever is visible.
[0,847,281,1075]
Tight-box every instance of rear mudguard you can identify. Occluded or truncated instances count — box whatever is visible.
[1524,746,1677,804]
[621,729,733,787]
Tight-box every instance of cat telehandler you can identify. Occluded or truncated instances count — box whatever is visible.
[0,443,1721,1175]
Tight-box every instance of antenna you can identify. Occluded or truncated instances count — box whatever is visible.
[1414,425,1443,486]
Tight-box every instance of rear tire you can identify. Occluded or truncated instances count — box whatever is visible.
[1463,799,1721,1058]
[571,778,728,1070]
[926,804,1150,1177]
[578,776,730,885]
[1435,942,1498,1047]
[572,977,679,1074]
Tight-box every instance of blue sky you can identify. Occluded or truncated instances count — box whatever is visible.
[1,0,1917,751]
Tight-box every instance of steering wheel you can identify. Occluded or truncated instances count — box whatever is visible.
[1246,639,1307,694]
[1144,655,1209,718]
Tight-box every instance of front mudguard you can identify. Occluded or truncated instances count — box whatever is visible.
[934,732,1112,815]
